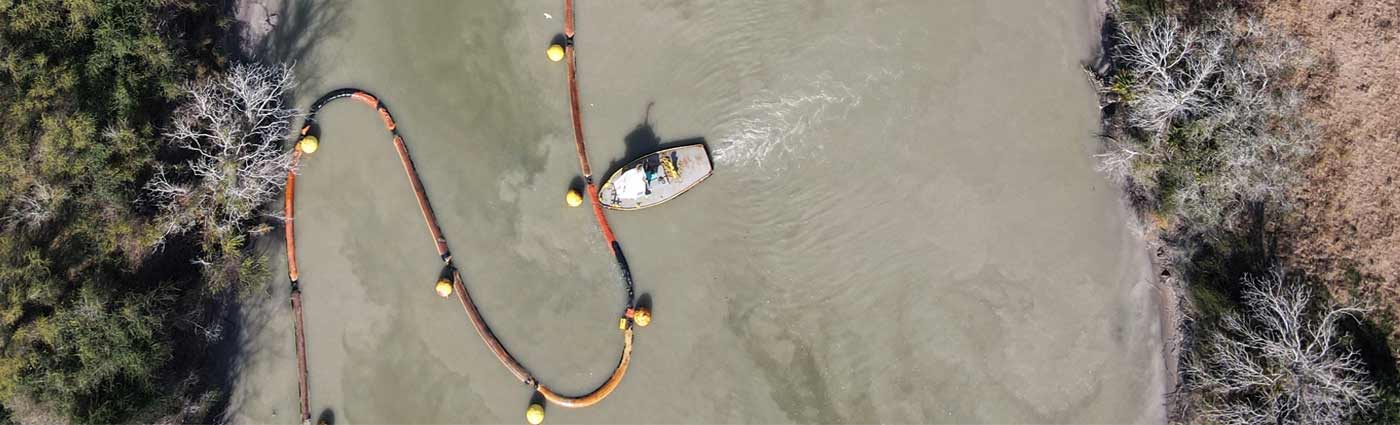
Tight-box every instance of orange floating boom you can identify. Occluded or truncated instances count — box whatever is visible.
[283,77,639,421]
[564,0,636,307]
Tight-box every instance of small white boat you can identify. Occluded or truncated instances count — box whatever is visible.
[598,144,712,210]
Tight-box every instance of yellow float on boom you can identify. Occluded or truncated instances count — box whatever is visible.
[434,278,453,298]
[526,403,545,424]
[565,188,583,207]
[299,136,320,154]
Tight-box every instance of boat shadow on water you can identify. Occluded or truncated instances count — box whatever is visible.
[597,102,709,187]
[316,408,335,425]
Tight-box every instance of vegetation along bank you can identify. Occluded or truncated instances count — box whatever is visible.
[1089,0,1399,423]
[1,1,294,422]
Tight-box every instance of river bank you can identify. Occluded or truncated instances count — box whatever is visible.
[0,1,272,422]
[1090,0,1398,422]
[1085,0,1185,406]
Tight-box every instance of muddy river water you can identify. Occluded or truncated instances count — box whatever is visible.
[225,0,1166,423]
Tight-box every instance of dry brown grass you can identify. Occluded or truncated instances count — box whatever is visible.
[1262,0,1400,345]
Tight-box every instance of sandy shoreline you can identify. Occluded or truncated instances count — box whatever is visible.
[1085,0,1182,414]
[232,0,283,58]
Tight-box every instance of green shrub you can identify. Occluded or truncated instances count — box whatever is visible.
[0,0,242,422]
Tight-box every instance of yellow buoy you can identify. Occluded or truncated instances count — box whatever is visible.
[633,307,651,327]
[547,44,565,62]
[526,403,545,425]
[299,135,319,154]
[435,278,453,298]
[565,188,583,207]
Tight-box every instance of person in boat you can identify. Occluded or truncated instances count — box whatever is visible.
[612,150,684,202]
[641,156,661,195]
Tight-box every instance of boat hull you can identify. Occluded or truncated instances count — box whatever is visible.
[598,144,712,210]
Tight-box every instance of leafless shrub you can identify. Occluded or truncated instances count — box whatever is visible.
[1169,174,1230,234]
[152,374,221,425]
[3,182,58,230]
[142,63,296,293]
[180,308,225,343]
[1117,16,1227,143]
[1094,13,1312,232]
[145,63,297,248]
[1185,270,1376,424]
[3,394,67,425]
[1094,134,1149,183]
[1208,18,1314,208]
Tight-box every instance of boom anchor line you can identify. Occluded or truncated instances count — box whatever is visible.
[281,2,646,423]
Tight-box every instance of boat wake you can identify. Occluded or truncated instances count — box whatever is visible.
[712,70,901,172]
[712,73,861,170]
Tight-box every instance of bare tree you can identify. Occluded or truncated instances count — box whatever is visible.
[1208,18,1313,210]
[1094,134,1149,183]
[1117,16,1227,144]
[144,63,296,291]
[1185,270,1376,424]
[145,63,297,247]
[1094,14,1312,233]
